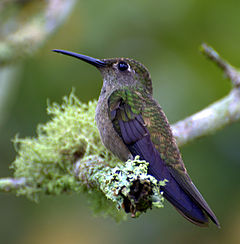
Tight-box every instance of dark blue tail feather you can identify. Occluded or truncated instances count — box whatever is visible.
[128,135,209,226]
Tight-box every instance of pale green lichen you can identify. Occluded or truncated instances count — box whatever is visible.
[75,155,165,220]
[95,156,165,211]
[11,92,116,200]
[7,91,165,221]
[100,157,165,216]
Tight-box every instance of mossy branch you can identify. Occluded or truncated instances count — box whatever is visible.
[1,44,239,221]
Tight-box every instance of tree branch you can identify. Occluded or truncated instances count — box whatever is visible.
[172,43,240,146]
[0,0,77,65]
[0,177,26,192]
[0,0,77,128]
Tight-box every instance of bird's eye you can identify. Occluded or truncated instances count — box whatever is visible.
[118,61,129,71]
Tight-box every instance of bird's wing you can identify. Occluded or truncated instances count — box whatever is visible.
[108,88,220,227]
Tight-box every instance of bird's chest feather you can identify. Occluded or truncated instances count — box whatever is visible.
[95,94,131,161]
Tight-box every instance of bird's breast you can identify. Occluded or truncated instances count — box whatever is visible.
[95,95,131,162]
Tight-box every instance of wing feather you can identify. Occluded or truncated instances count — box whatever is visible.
[108,89,220,227]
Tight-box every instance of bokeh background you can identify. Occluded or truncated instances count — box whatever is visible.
[1,0,240,243]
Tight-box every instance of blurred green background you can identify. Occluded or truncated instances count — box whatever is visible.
[1,0,240,243]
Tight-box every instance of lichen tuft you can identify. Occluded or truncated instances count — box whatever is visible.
[11,92,116,200]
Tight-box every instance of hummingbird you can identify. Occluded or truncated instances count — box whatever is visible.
[53,49,220,228]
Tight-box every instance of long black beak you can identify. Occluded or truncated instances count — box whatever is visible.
[52,49,106,68]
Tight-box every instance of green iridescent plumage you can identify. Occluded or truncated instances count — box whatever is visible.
[108,86,182,167]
